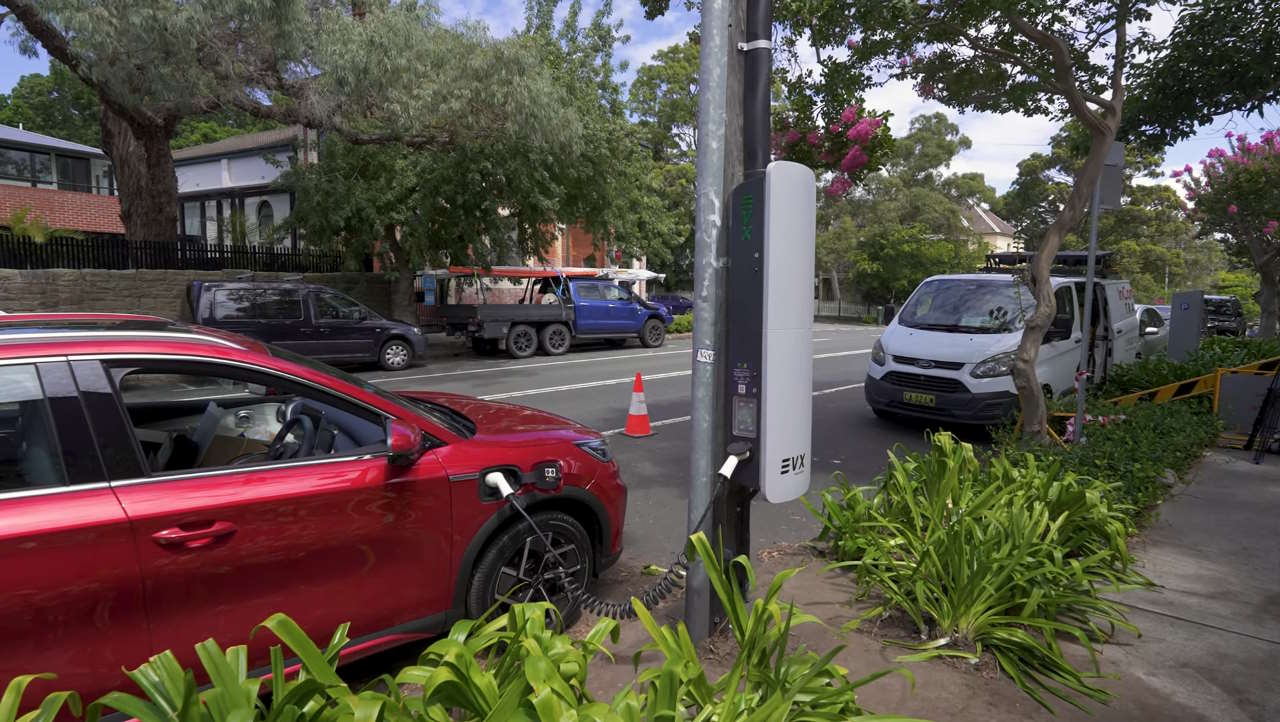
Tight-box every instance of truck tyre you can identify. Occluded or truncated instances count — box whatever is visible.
[640,318,666,348]
[506,324,538,359]
[471,337,499,355]
[467,511,590,629]
[539,323,572,356]
[379,339,414,371]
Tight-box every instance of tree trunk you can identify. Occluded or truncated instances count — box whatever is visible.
[385,225,419,324]
[1011,129,1116,443]
[100,106,179,241]
[1257,266,1279,339]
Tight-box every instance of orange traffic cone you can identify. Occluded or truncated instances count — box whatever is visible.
[623,372,654,437]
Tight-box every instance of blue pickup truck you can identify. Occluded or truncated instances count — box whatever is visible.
[423,273,675,358]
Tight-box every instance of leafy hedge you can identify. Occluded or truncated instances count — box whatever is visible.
[669,312,693,334]
[2,533,924,722]
[806,433,1148,712]
[1031,400,1222,518]
[1094,336,1280,398]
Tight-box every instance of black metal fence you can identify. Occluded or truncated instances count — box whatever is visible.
[0,232,344,273]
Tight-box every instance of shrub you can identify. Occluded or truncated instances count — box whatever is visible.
[807,433,1148,712]
[1095,336,1280,398]
[3,533,923,722]
[1030,400,1222,518]
[669,312,693,334]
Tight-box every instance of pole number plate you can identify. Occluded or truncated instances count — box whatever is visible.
[696,348,715,364]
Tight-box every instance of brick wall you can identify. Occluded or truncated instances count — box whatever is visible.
[0,186,126,235]
[0,268,398,320]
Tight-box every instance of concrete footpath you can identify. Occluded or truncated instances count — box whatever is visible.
[582,449,1280,721]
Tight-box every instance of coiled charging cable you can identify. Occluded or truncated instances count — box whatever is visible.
[485,444,750,621]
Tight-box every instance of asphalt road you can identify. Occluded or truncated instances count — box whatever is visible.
[357,322,934,568]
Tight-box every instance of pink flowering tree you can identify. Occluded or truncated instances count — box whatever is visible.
[771,103,892,196]
[1176,130,1280,337]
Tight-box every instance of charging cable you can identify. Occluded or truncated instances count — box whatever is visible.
[484,444,751,622]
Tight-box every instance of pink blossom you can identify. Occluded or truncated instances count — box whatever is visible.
[1186,189,1197,200]
[824,175,853,197]
[866,117,883,130]
[840,146,868,173]
[806,131,820,145]
[846,120,875,145]
[784,129,802,145]
[1183,164,1193,173]
[898,56,910,67]
[829,123,840,134]
[1264,220,1279,235]
[846,36,858,49]
[1225,131,1235,138]
[1228,204,1238,214]
[840,105,859,124]
[1170,169,1183,178]
[1237,133,1248,144]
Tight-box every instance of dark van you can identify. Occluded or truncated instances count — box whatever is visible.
[188,281,426,370]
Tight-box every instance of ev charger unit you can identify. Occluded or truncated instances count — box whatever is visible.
[724,161,816,503]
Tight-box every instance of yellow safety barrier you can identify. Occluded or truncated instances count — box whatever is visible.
[1105,355,1280,408]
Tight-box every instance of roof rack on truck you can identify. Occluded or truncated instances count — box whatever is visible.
[983,250,1114,277]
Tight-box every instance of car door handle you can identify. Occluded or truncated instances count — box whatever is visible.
[152,521,237,549]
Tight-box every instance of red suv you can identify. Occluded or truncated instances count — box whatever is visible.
[0,314,625,702]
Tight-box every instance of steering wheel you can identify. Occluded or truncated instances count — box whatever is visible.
[266,414,316,461]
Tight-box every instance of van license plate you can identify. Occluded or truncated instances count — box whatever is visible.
[903,392,935,407]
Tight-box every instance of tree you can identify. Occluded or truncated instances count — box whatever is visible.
[1,1,571,241]
[816,113,988,302]
[996,122,1218,303]
[282,0,685,320]
[629,37,699,165]
[1125,0,1280,146]
[0,61,99,146]
[171,111,281,150]
[1176,130,1280,336]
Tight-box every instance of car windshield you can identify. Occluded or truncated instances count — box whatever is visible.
[897,278,1035,334]
[1206,299,1237,316]
[266,346,475,438]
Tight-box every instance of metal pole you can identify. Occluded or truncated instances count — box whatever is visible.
[686,0,730,643]
[1073,180,1104,443]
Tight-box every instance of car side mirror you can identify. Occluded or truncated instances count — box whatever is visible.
[387,419,425,466]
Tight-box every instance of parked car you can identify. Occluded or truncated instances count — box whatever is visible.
[1136,303,1169,358]
[188,281,426,370]
[1204,294,1247,336]
[1153,304,1171,321]
[648,292,693,316]
[0,313,625,704]
[865,273,1139,424]
[425,269,674,358]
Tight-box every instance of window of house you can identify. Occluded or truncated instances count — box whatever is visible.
[212,288,303,321]
[56,156,91,192]
[256,201,275,243]
[0,365,66,492]
[110,364,386,475]
[0,147,32,182]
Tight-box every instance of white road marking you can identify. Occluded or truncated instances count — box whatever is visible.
[601,382,865,436]
[479,370,692,400]
[471,349,870,400]
[368,347,692,383]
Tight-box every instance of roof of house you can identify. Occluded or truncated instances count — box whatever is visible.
[0,185,125,235]
[172,125,305,162]
[0,124,106,158]
[961,202,1018,237]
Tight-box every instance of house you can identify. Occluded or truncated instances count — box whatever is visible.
[961,202,1020,253]
[173,126,317,246]
[0,124,123,234]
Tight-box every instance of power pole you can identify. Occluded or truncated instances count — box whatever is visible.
[685,0,732,644]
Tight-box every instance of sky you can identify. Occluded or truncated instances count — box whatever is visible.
[3,1,1276,196]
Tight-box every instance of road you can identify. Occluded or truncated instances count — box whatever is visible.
[357,322,932,569]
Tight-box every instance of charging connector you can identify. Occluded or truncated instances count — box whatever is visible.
[491,445,753,623]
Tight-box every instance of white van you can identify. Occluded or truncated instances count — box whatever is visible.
[865,273,1139,424]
